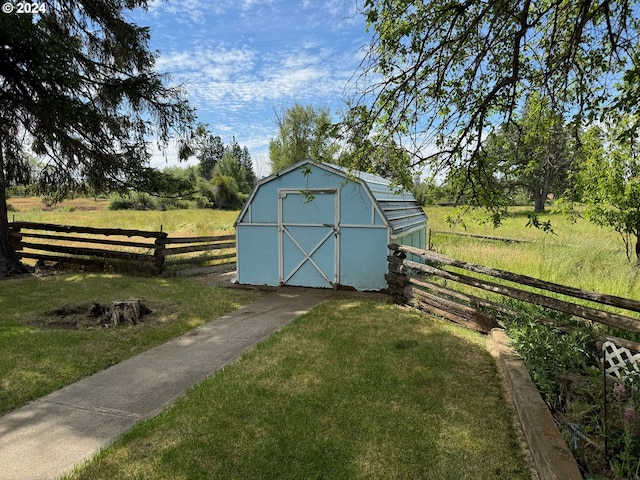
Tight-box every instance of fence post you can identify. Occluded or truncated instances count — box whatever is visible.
[8,224,23,260]
[154,232,168,276]
[386,244,408,304]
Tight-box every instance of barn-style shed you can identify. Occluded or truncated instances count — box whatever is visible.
[234,160,428,291]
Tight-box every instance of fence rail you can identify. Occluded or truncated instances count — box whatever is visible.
[8,221,236,276]
[386,244,640,336]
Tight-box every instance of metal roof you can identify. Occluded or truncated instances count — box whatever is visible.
[241,160,427,236]
[323,163,428,237]
[234,159,428,237]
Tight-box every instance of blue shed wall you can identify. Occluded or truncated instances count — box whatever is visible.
[338,227,389,290]
[236,225,278,285]
[395,226,427,263]
[235,163,394,290]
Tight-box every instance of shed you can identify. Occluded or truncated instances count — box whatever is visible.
[234,160,428,291]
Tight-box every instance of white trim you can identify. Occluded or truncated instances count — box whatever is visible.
[235,222,277,227]
[390,225,427,240]
[340,224,388,229]
[334,188,340,286]
[277,188,283,283]
[237,223,388,229]
[278,188,340,287]
[282,226,334,284]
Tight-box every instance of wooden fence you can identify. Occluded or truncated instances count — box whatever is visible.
[8,221,236,276]
[386,244,640,340]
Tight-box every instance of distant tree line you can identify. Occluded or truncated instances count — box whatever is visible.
[270,100,640,264]
[109,124,256,210]
[8,123,257,212]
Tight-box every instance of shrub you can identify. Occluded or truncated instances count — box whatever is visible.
[498,300,640,477]
[211,175,243,209]
[107,194,135,210]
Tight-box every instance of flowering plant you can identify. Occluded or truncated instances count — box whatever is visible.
[610,373,640,480]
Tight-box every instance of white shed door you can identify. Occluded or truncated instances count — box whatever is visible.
[278,189,339,288]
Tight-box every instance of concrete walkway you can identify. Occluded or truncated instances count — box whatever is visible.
[0,289,351,480]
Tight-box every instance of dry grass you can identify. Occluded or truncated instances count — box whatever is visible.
[7,196,110,212]
[425,206,640,299]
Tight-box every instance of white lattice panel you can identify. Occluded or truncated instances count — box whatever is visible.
[602,341,640,379]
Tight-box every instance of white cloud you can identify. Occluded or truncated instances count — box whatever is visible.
[132,0,372,168]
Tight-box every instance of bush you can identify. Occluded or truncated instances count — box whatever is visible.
[108,194,135,210]
[6,185,33,197]
[498,300,640,477]
[108,192,193,211]
[211,175,243,209]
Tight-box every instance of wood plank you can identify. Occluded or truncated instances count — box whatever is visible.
[603,335,640,353]
[429,230,530,243]
[20,232,155,249]
[391,244,640,314]
[19,252,155,267]
[9,221,166,239]
[20,242,155,262]
[408,276,513,316]
[399,257,640,334]
[170,263,236,277]
[165,252,236,266]
[161,234,235,244]
[163,242,236,256]
[405,285,499,333]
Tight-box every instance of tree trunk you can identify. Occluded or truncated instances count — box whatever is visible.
[534,191,546,213]
[0,150,30,279]
[110,300,150,326]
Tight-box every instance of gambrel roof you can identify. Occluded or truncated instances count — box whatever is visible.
[237,160,427,238]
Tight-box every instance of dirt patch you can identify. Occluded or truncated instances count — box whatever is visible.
[32,300,153,329]
[7,197,109,212]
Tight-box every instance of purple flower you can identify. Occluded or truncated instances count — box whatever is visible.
[623,406,636,423]
[613,383,628,402]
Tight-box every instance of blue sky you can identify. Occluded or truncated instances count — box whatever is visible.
[129,0,372,176]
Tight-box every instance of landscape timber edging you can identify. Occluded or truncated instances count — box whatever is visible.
[489,328,583,480]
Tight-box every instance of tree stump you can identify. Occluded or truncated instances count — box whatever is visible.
[111,299,150,326]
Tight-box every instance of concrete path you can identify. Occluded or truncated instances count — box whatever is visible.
[0,289,352,480]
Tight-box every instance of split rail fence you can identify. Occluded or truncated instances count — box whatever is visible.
[387,244,640,474]
[8,221,236,276]
[386,244,640,343]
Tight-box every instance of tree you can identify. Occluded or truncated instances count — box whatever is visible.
[214,152,250,196]
[345,0,640,209]
[575,118,640,264]
[239,145,256,190]
[192,124,224,180]
[332,105,414,185]
[268,104,338,173]
[0,1,193,277]
[210,175,242,210]
[476,93,574,212]
[223,137,256,193]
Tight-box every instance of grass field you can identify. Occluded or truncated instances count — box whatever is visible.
[424,205,640,300]
[2,199,535,478]
[64,301,531,480]
[8,196,238,236]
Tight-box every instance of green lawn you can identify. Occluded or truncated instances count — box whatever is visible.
[0,273,264,415]
[65,300,531,480]
[3,202,602,478]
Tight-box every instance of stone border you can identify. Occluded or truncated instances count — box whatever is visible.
[490,328,582,480]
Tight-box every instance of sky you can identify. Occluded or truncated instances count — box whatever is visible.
[128,0,372,177]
